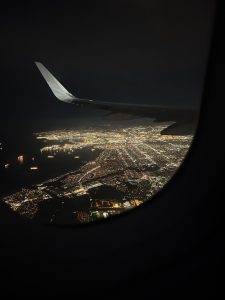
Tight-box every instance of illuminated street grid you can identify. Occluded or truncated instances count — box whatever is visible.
[3,124,192,224]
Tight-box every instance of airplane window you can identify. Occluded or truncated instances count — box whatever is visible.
[0,0,215,225]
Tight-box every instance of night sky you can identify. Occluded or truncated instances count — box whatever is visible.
[1,0,215,127]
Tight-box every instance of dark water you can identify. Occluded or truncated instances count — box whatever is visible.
[0,128,101,197]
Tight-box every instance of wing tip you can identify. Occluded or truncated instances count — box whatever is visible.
[34,61,44,69]
[34,61,76,103]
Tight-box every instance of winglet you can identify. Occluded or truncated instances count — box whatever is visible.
[35,62,76,103]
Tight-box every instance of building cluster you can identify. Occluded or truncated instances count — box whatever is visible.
[3,124,192,224]
[3,188,52,219]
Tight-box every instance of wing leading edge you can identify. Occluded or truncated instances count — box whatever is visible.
[35,62,198,135]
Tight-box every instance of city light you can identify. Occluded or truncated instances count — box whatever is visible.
[18,155,24,164]
[30,166,38,170]
[3,124,193,224]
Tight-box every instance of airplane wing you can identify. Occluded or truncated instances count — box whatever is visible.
[35,62,198,135]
